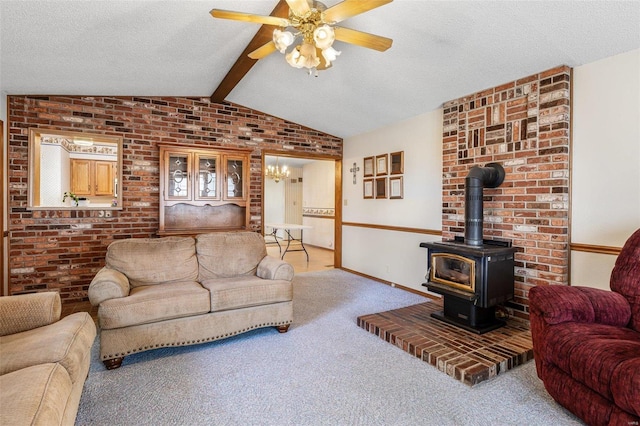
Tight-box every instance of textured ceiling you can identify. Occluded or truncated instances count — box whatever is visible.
[1,1,639,139]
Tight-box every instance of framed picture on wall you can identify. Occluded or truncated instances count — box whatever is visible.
[390,176,403,199]
[390,151,404,174]
[375,177,387,199]
[363,179,374,199]
[363,157,374,177]
[376,154,388,175]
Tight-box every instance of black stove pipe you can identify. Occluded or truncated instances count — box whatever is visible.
[464,162,505,246]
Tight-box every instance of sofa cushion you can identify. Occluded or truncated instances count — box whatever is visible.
[98,281,210,329]
[0,312,96,384]
[611,357,640,417]
[88,268,130,306]
[196,232,267,280]
[106,236,198,287]
[0,292,61,336]
[0,363,72,426]
[546,322,640,401]
[541,364,618,426]
[201,276,292,312]
[610,228,640,332]
[257,255,295,281]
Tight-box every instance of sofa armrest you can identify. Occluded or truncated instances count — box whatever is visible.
[0,292,61,336]
[256,256,294,281]
[88,267,131,306]
[529,285,631,327]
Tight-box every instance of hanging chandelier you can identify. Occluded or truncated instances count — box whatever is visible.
[265,158,290,183]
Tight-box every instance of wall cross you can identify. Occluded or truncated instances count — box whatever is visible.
[349,162,360,185]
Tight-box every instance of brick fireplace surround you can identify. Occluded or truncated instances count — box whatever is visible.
[442,65,572,321]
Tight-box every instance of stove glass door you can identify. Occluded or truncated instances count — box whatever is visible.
[430,253,476,293]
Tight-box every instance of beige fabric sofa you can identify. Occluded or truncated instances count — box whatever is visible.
[88,231,294,369]
[0,292,97,426]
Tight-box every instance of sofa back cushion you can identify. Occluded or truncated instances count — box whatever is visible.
[196,232,267,280]
[610,228,640,332]
[106,237,198,287]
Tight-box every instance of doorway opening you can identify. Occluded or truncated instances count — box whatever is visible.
[262,154,340,272]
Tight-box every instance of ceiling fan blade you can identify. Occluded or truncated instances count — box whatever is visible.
[323,0,393,24]
[248,41,278,60]
[285,0,311,17]
[334,27,392,51]
[211,1,291,103]
[210,9,290,27]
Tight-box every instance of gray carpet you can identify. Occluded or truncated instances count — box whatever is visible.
[76,269,582,425]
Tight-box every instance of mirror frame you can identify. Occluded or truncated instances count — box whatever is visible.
[28,128,123,210]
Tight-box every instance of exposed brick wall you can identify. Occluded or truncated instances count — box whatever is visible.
[8,95,342,302]
[441,66,571,321]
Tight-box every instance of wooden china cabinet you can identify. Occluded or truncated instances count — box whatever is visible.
[158,144,251,236]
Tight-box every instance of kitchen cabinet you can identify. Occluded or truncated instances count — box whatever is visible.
[71,159,115,196]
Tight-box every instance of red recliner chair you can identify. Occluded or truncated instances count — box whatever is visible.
[529,228,640,426]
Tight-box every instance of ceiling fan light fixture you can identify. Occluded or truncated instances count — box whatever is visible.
[210,1,393,78]
[313,24,335,50]
[300,42,320,68]
[285,46,303,68]
[273,29,295,53]
[274,6,339,72]
[321,45,340,66]
[285,42,320,69]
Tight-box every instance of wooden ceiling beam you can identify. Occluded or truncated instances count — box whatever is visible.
[210,0,290,104]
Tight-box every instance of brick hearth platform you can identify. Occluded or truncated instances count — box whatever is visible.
[357,300,534,386]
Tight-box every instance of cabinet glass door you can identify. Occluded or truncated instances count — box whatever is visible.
[167,152,190,199]
[196,154,219,200]
[225,157,245,199]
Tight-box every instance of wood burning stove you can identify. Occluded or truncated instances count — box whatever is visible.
[421,238,515,333]
[421,162,516,334]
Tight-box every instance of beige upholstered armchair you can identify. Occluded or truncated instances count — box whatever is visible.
[0,292,96,425]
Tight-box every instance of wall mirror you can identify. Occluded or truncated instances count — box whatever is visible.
[28,128,123,210]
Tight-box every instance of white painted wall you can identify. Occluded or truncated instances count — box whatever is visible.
[302,161,334,209]
[40,144,69,207]
[264,173,286,239]
[303,216,334,249]
[342,109,443,293]
[302,160,335,249]
[571,48,640,290]
[283,167,303,240]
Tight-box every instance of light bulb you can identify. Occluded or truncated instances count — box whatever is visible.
[286,46,303,68]
[321,46,341,66]
[299,43,320,69]
[273,29,294,53]
[313,24,335,50]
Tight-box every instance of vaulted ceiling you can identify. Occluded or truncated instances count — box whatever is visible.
[1,1,639,138]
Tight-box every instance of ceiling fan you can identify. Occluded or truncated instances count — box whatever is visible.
[210,0,393,73]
